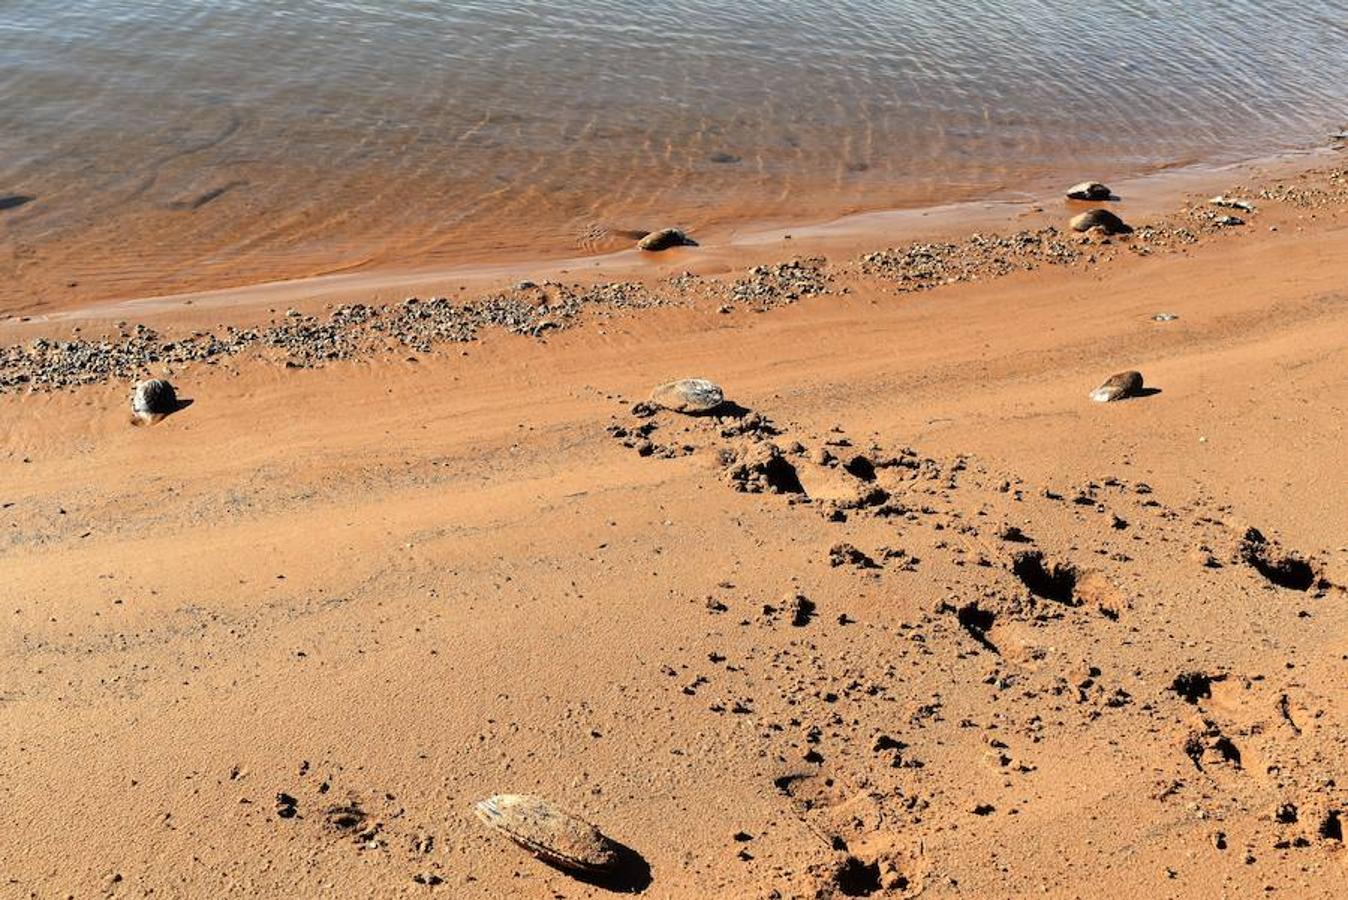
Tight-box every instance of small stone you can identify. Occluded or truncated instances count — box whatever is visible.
[1213,215,1244,227]
[275,792,298,818]
[649,378,725,414]
[1070,209,1131,234]
[1066,181,1112,201]
[1089,371,1144,403]
[637,228,695,251]
[131,379,178,420]
[786,593,816,627]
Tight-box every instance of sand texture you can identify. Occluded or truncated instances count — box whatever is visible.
[2,161,1347,898]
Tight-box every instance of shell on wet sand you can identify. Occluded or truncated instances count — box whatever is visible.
[637,227,695,251]
[132,379,178,420]
[1090,370,1144,403]
[1070,209,1131,234]
[650,378,725,413]
[474,794,619,874]
[1066,181,1112,201]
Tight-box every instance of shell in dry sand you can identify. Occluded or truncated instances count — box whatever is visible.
[1090,370,1144,403]
[650,378,725,413]
[132,379,177,419]
[636,227,694,251]
[1066,181,1112,201]
[1070,209,1131,234]
[474,794,619,874]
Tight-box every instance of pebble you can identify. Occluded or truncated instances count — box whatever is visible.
[649,378,725,414]
[474,794,620,874]
[1089,371,1144,403]
[1066,182,1112,201]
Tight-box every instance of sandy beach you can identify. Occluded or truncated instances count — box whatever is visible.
[2,151,1346,897]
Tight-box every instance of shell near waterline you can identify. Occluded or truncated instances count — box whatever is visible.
[474,794,620,873]
[637,227,695,251]
[1066,181,1111,201]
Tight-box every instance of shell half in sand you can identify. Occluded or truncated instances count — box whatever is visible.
[475,794,620,874]
[649,378,725,413]
[1089,370,1144,403]
[1070,209,1131,234]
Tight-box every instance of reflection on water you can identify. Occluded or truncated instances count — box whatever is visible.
[1,0,1345,306]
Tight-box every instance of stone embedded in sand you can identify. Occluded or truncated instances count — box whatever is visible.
[786,592,816,627]
[719,442,804,494]
[1066,181,1112,201]
[1069,209,1131,234]
[1237,529,1318,591]
[649,378,724,413]
[131,378,177,419]
[474,794,619,874]
[1089,370,1144,403]
[636,228,694,251]
[795,460,888,510]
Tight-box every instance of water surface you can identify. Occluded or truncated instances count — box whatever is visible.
[2,0,1346,308]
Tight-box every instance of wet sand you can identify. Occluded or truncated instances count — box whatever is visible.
[2,159,1347,896]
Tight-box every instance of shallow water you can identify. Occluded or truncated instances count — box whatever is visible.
[2,0,1346,307]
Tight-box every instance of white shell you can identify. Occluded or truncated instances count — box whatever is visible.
[475,794,618,873]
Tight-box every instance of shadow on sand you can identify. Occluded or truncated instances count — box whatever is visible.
[550,842,652,894]
[0,194,36,211]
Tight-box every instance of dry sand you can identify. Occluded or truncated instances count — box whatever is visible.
[2,159,1347,898]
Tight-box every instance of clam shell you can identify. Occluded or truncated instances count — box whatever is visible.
[1070,209,1130,234]
[636,227,694,251]
[1089,370,1144,403]
[1066,181,1111,201]
[649,378,725,413]
[132,379,177,418]
[475,794,619,873]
